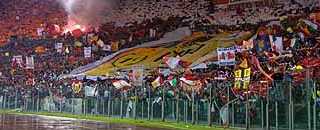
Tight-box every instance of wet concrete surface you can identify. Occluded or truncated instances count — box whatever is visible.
[0,114,167,130]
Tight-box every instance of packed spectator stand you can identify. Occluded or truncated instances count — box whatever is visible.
[0,0,320,129]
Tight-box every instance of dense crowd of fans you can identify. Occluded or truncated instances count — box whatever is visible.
[107,0,211,27]
[0,0,67,44]
[211,1,306,26]
[0,0,320,116]
[2,0,319,45]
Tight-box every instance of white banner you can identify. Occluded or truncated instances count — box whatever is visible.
[85,86,97,97]
[132,65,144,86]
[84,47,92,58]
[25,56,34,69]
[55,43,63,53]
[37,28,44,36]
[274,37,283,53]
[217,47,236,66]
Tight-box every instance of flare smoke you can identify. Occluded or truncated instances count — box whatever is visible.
[58,0,116,27]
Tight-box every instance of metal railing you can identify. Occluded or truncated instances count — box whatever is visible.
[1,79,319,130]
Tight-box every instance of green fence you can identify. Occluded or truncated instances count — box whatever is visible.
[1,80,319,130]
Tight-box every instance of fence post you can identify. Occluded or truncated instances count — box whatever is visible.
[227,82,230,126]
[192,88,195,125]
[308,97,311,130]
[120,93,123,119]
[142,98,144,119]
[0,95,2,109]
[102,98,105,115]
[2,94,4,109]
[83,96,87,115]
[15,90,18,109]
[261,101,264,129]
[134,88,137,120]
[172,99,175,121]
[3,93,6,109]
[276,101,279,130]
[313,81,316,130]
[32,95,35,112]
[185,100,188,124]
[266,85,270,130]
[148,83,151,120]
[107,97,111,117]
[36,90,39,112]
[196,100,199,124]
[59,92,62,113]
[176,95,179,123]
[59,98,62,113]
[72,98,74,114]
[6,93,7,109]
[95,96,99,115]
[25,98,28,111]
[246,93,249,130]
[289,81,293,130]
[307,69,311,130]
[161,86,165,122]
[232,102,235,127]
[208,85,212,127]
[22,97,27,111]
[151,97,154,120]
[111,98,114,116]
[7,94,9,109]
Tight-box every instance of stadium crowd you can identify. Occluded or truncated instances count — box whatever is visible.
[0,0,67,44]
[0,0,320,117]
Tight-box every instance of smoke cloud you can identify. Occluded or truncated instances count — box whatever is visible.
[57,0,116,27]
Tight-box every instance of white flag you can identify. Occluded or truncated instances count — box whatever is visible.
[84,47,92,58]
[85,86,97,97]
[274,37,283,53]
[26,56,34,69]
[112,80,131,89]
[37,28,44,36]
[132,66,144,86]
[55,43,63,53]
[180,77,195,86]
[164,57,180,69]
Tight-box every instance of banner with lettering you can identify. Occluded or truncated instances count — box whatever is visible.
[217,47,236,66]
[65,31,252,77]
[234,68,251,90]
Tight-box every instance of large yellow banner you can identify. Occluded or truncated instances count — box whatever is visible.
[81,31,252,76]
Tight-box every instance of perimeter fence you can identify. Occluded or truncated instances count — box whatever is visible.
[1,79,320,130]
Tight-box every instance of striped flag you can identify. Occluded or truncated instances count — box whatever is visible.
[112,80,131,89]
[179,77,195,86]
